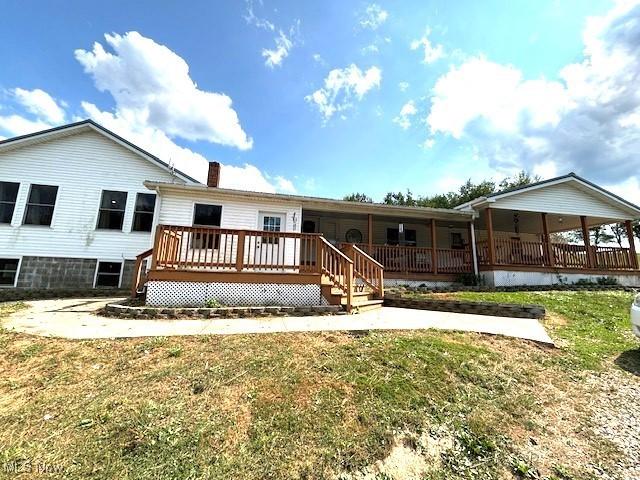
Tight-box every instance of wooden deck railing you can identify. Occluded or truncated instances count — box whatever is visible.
[341,244,384,298]
[476,239,636,270]
[352,243,472,275]
[131,248,154,297]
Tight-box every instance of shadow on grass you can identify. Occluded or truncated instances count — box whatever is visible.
[615,348,640,376]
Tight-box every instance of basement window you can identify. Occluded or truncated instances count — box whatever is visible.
[131,193,156,232]
[97,190,128,230]
[94,261,122,287]
[0,258,19,287]
[0,181,19,224]
[23,184,58,226]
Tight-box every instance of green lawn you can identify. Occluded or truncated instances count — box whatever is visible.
[0,292,637,479]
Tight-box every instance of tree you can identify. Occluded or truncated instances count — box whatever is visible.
[383,190,418,206]
[498,170,541,191]
[633,220,640,244]
[343,192,373,203]
[590,226,614,246]
[609,223,627,247]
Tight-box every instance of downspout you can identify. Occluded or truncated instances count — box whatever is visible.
[469,219,479,276]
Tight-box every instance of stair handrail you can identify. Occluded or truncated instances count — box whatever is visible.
[318,236,354,312]
[342,244,384,299]
[131,247,154,298]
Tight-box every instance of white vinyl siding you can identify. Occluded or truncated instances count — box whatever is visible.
[0,130,180,260]
[157,189,302,233]
[489,182,633,219]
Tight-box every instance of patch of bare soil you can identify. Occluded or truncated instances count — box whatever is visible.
[336,426,456,480]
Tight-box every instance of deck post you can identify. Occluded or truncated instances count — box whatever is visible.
[150,225,162,270]
[236,230,246,271]
[367,214,373,253]
[469,221,479,276]
[486,208,495,266]
[346,261,354,313]
[625,220,638,269]
[580,216,594,268]
[541,212,554,267]
[430,218,438,274]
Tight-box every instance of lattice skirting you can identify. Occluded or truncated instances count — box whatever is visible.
[146,281,325,307]
[483,270,640,287]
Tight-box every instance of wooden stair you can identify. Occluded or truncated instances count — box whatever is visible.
[321,280,383,314]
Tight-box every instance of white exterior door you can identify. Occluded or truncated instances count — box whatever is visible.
[257,212,286,267]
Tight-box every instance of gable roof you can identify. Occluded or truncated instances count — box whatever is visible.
[454,172,640,218]
[0,119,201,184]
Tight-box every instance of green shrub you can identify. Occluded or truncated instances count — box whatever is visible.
[596,276,618,285]
[455,273,485,286]
[205,298,222,308]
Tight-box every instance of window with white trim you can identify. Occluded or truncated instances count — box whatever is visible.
[132,193,156,232]
[261,214,282,244]
[0,182,19,224]
[0,258,19,286]
[95,261,122,287]
[23,184,58,226]
[97,190,128,230]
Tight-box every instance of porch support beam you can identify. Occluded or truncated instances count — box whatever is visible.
[431,218,438,274]
[541,212,554,267]
[367,214,373,253]
[625,220,639,269]
[580,215,594,268]
[485,208,495,266]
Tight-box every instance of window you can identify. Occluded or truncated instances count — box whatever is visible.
[0,258,19,286]
[94,261,122,287]
[192,203,222,248]
[261,214,283,244]
[97,190,128,230]
[0,181,19,224]
[132,193,156,232]
[451,232,464,249]
[23,184,58,226]
[386,228,417,246]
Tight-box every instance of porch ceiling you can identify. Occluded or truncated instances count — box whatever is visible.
[476,209,627,234]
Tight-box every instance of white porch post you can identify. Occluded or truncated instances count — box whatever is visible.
[469,221,479,276]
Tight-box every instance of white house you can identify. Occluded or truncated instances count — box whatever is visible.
[0,120,198,289]
[1,120,639,311]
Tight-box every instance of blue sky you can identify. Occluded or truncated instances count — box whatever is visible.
[1,0,639,203]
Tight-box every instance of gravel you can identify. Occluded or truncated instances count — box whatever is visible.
[587,368,640,480]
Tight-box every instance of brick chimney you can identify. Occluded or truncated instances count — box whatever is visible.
[207,161,220,187]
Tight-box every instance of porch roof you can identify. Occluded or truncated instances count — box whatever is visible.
[144,181,474,222]
[454,172,640,221]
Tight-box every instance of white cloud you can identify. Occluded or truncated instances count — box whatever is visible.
[220,164,296,193]
[411,30,444,64]
[12,88,66,123]
[393,100,417,129]
[398,81,410,92]
[361,44,379,55]
[262,29,294,68]
[426,0,640,187]
[75,31,252,150]
[0,114,52,137]
[245,2,299,68]
[305,64,382,121]
[360,4,388,30]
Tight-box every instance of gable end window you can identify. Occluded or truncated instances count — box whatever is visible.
[132,193,156,232]
[23,184,58,226]
[192,203,222,249]
[97,190,128,230]
[0,258,20,287]
[0,181,19,224]
[94,261,123,287]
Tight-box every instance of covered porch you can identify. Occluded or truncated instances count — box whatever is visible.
[301,204,476,280]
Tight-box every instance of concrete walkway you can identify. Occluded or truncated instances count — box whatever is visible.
[1,298,554,344]
[2,298,553,344]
